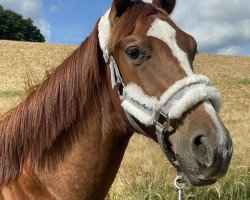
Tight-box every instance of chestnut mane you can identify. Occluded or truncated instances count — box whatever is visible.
[0,2,158,186]
[0,24,111,185]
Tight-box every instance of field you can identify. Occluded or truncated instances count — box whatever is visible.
[0,40,249,199]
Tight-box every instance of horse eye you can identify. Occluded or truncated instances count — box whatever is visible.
[126,47,143,61]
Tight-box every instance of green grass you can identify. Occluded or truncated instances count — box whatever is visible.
[237,79,250,85]
[0,90,25,98]
[185,164,249,200]
[107,160,250,200]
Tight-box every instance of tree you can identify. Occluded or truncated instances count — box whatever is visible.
[0,5,45,42]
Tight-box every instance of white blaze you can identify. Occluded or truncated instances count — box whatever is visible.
[204,101,229,157]
[147,19,194,75]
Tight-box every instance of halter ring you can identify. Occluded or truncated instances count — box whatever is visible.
[174,175,186,190]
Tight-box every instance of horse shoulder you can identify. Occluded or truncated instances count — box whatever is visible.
[1,170,57,200]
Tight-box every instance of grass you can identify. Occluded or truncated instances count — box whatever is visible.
[237,79,250,85]
[0,40,249,200]
[106,139,250,200]
[107,163,250,200]
[0,90,24,98]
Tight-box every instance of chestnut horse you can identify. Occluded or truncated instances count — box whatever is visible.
[0,0,232,199]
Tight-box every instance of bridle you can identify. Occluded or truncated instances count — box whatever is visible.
[98,8,222,198]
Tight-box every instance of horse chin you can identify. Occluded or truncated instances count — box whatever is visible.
[176,155,217,187]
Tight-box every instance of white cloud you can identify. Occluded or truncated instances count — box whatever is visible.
[48,0,76,13]
[171,0,250,56]
[37,18,51,41]
[0,0,51,41]
[217,46,243,55]
[49,5,59,12]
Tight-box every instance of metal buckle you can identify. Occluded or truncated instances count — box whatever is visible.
[156,111,171,133]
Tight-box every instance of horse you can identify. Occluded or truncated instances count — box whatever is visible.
[0,0,233,199]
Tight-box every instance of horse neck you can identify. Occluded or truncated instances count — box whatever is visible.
[0,22,131,198]
[36,27,131,199]
[37,106,130,200]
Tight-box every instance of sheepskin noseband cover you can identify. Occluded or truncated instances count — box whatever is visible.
[121,75,222,126]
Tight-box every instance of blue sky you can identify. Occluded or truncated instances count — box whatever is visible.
[0,0,249,56]
[43,0,111,45]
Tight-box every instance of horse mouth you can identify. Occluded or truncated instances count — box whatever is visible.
[162,136,217,186]
[176,155,217,186]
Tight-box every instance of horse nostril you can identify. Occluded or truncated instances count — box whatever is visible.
[191,135,214,168]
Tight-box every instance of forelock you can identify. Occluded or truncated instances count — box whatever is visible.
[109,2,158,52]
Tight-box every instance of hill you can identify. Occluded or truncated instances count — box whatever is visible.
[0,40,249,199]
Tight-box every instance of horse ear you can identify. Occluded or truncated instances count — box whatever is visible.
[109,0,135,25]
[152,0,176,14]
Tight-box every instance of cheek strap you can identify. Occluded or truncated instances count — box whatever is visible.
[109,56,123,89]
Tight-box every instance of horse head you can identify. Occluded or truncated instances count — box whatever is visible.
[98,0,233,186]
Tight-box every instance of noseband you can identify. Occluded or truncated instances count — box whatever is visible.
[98,10,222,170]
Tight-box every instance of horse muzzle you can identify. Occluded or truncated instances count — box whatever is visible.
[104,54,232,187]
[176,126,233,186]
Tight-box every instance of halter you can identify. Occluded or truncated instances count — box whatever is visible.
[107,55,221,170]
[98,8,222,173]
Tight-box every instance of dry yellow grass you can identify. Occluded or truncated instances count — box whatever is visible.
[0,40,76,113]
[0,40,249,199]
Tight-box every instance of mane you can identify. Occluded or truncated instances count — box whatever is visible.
[0,23,121,185]
[0,2,157,186]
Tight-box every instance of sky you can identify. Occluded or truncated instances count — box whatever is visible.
[0,0,249,56]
